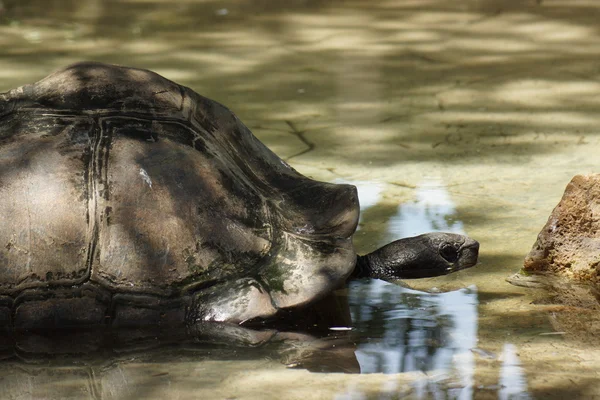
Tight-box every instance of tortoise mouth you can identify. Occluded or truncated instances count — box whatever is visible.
[449,239,480,273]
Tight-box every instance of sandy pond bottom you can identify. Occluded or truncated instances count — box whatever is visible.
[2,0,600,399]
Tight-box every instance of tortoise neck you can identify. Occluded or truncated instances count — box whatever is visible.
[352,255,376,279]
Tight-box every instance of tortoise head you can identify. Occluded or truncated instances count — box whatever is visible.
[355,232,480,280]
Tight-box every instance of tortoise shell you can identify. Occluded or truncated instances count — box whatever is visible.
[0,62,359,328]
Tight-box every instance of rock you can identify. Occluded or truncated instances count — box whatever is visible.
[507,174,600,310]
[524,174,600,286]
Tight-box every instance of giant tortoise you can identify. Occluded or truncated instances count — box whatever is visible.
[0,62,479,330]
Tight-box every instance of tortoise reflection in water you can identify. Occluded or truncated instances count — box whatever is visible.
[0,62,479,330]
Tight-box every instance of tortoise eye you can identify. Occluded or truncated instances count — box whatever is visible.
[440,244,459,263]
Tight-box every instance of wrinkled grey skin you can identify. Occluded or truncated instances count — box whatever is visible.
[0,62,479,330]
[354,232,479,280]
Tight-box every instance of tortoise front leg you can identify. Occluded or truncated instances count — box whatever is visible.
[189,277,277,324]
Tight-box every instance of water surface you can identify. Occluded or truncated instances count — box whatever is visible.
[1,0,600,398]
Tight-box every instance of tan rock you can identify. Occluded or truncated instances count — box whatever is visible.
[524,174,600,286]
[507,174,600,310]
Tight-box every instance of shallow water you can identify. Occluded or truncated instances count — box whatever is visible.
[1,0,600,398]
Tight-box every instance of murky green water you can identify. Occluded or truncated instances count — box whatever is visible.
[1,0,600,398]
